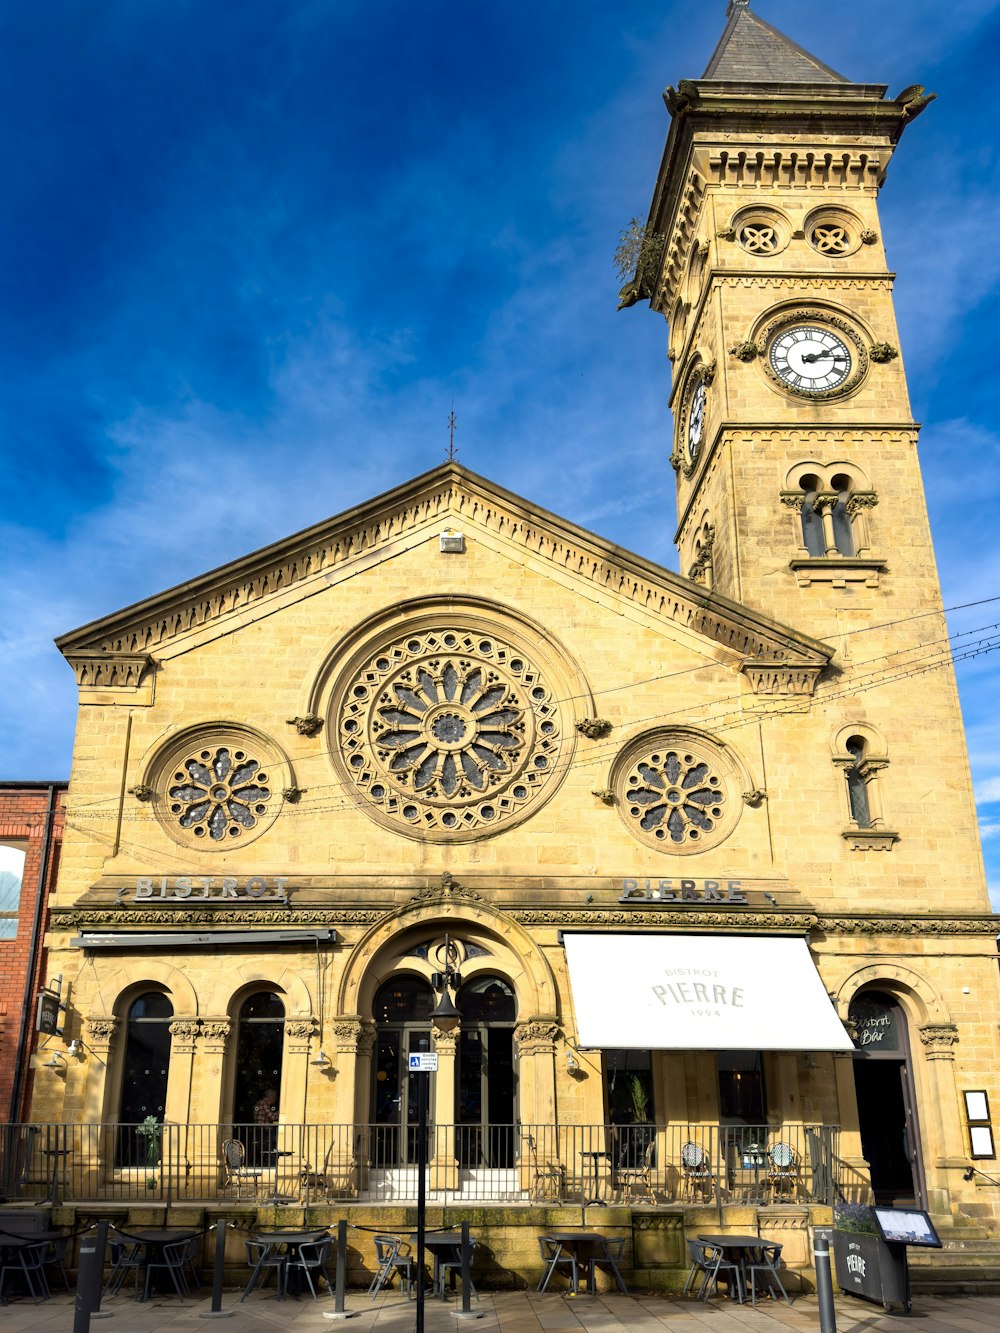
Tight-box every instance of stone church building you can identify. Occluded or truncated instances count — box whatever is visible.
[26,0,1000,1285]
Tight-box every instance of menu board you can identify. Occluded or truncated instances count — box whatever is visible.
[872,1207,941,1247]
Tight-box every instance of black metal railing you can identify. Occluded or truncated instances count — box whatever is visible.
[0,1120,840,1207]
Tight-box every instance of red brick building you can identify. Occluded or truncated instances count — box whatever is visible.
[0,782,66,1123]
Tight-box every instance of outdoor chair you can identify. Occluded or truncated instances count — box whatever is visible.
[681,1238,714,1299]
[524,1131,563,1203]
[287,1237,334,1301]
[586,1236,628,1294]
[369,1234,418,1298]
[0,1240,48,1304]
[537,1236,577,1292]
[680,1141,715,1201]
[104,1236,144,1300]
[299,1143,335,1202]
[221,1138,263,1201]
[615,1137,656,1205]
[766,1142,798,1202]
[437,1237,478,1300]
[143,1238,191,1301]
[241,1238,287,1301]
[43,1233,71,1293]
[747,1242,791,1305]
[699,1242,743,1303]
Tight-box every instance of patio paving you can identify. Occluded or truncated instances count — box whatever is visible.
[1,1291,999,1333]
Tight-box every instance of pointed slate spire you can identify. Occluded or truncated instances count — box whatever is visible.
[704,2,847,83]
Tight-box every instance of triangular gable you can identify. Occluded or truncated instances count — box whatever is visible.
[703,4,847,84]
[57,463,833,696]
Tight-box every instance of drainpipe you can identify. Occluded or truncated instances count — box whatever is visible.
[8,784,59,1123]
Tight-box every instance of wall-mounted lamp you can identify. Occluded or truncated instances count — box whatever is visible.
[310,1050,331,1067]
[565,1050,580,1073]
[67,1039,84,1059]
[44,1052,67,1070]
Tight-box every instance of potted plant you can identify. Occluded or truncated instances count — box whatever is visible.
[830,1203,907,1311]
[136,1115,162,1189]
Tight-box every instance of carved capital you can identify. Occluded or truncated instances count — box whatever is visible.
[168,1020,200,1045]
[200,1018,231,1044]
[729,340,758,362]
[869,341,898,364]
[919,1023,959,1056]
[779,491,806,511]
[287,714,324,737]
[432,1025,460,1051]
[846,491,879,514]
[284,1017,318,1042]
[576,718,612,740]
[87,1016,120,1045]
[514,1020,560,1051]
[332,1017,372,1055]
[128,783,155,802]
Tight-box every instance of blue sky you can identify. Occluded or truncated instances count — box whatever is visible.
[2,1,999,901]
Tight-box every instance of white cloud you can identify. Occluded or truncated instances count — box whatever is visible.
[976,778,1000,805]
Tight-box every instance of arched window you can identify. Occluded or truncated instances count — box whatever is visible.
[829,474,856,557]
[116,991,173,1167]
[798,475,827,556]
[372,976,434,1166]
[456,975,517,1167]
[833,726,898,850]
[845,736,872,828]
[232,992,285,1161]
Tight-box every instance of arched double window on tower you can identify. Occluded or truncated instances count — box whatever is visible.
[115,991,173,1168]
[782,463,885,587]
[832,725,899,851]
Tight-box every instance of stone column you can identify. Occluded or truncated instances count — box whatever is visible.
[196,1018,231,1196]
[330,1017,374,1196]
[918,1022,964,1212]
[283,1017,317,1180]
[832,1047,870,1199]
[430,1021,459,1191]
[513,1019,560,1193]
[165,1019,199,1198]
[84,1016,120,1197]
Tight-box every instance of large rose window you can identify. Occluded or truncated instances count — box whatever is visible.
[335,627,564,838]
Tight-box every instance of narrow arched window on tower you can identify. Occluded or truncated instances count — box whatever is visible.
[830,474,856,556]
[799,475,826,556]
[845,736,872,828]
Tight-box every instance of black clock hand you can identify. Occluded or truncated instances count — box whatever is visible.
[800,350,848,364]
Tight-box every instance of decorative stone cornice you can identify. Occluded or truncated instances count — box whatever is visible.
[510,909,1000,937]
[52,906,386,929]
[64,652,154,690]
[740,661,824,697]
[56,464,831,695]
[86,1016,120,1044]
[707,149,883,192]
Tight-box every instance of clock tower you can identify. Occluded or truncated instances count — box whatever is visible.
[644,0,938,641]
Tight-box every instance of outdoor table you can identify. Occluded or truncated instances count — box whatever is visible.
[697,1234,764,1302]
[537,1232,610,1295]
[260,1150,298,1206]
[408,1231,462,1300]
[249,1229,330,1300]
[122,1228,200,1301]
[580,1150,609,1205]
[40,1147,71,1205]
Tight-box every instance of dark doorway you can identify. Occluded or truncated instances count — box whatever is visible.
[371,975,434,1166]
[232,991,285,1163]
[850,990,924,1206]
[456,975,517,1167]
[116,991,173,1167]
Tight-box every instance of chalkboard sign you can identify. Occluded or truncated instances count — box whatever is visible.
[872,1207,941,1248]
[849,992,900,1051]
[36,990,61,1035]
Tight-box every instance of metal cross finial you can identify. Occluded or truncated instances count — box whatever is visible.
[446,405,458,462]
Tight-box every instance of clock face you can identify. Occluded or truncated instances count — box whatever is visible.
[768,325,852,393]
[687,380,706,460]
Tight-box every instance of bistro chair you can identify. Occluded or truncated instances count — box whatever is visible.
[368,1234,418,1298]
[143,1239,191,1301]
[0,1239,49,1305]
[286,1237,335,1301]
[747,1242,792,1305]
[680,1141,715,1202]
[524,1132,563,1203]
[104,1235,145,1300]
[241,1238,287,1301]
[615,1137,656,1205]
[42,1232,71,1293]
[437,1237,478,1300]
[537,1236,577,1293]
[221,1139,263,1201]
[700,1242,743,1303]
[681,1238,714,1299]
[766,1142,798,1202]
[586,1236,628,1294]
[299,1142,335,1203]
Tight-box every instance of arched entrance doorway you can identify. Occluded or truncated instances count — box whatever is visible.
[116,991,173,1167]
[372,975,434,1166]
[456,975,517,1167]
[849,989,925,1206]
[232,991,285,1162]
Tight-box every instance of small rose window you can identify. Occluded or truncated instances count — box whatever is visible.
[168,746,271,840]
[810,223,851,255]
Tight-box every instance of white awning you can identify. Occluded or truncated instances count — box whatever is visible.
[563,933,853,1052]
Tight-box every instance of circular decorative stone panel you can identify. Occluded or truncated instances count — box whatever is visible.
[613,731,744,855]
[168,745,271,841]
[335,627,564,839]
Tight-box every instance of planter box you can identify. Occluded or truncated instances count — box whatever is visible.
[831,1229,908,1312]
